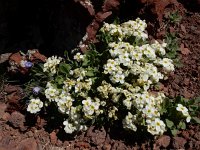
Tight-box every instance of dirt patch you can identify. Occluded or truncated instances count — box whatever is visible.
[164,12,200,98]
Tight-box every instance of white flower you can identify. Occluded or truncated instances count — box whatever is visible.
[104,62,117,74]
[186,116,191,123]
[82,97,92,106]
[74,52,85,62]
[147,118,166,135]
[151,41,166,56]
[158,58,175,72]
[63,79,76,92]
[82,97,100,118]
[43,56,62,74]
[123,99,132,110]
[114,73,125,84]
[176,104,191,122]
[143,45,156,59]
[142,105,155,118]
[45,83,59,102]
[108,106,118,120]
[75,81,83,93]
[118,52,131,66]
[57,93,74,114]
[69,106,80,121]
[27,98,43,114]
[123,112,137,131]
[176,104,189,116]
[63,120,76,134]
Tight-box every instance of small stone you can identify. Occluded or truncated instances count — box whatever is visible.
[183,78,190,86]
[189,130,195,136]
[156,135,171,148]
[56,139,63,147]
[182,131,190,140]
[27,131,34,138]
[169,27,175,33]
[75,141,90,148]
[0,103,7,119]
[182,88,192,99]
[2,112,11,122]
[16,138,38,150]
[194,132,200,141]
[191,25,197,31]
[173,137,187,149]
[0,53,12,64]
[63,141,70,147]
[180,24,187,34]
[4,85,19,94]
[102,0,121,12]
[103,143,111,150]
[180,43,190,55]
[50,131,57,145]
[8,111,25,131]
[194,141,200,149]
[194,30,200,35]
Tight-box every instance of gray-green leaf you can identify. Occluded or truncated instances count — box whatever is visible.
[171,129,178,136]
[178,121,186,130]
[166,119,174,128]
[193,117,200,124]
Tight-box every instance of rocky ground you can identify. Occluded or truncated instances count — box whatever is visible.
[0,0,200,149]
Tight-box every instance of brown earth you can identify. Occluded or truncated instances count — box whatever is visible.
[0,1,200,150]
[163,12,200,99]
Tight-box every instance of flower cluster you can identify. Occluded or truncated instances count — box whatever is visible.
[43,56,62,74]
[99,19,177,135]
[27,98,43,114]
[26,18,192,136]
[104,41,174,89]
[82,97,102,119]
[43,65,104,133]
[63,107,88,134]
[101,18,148,41]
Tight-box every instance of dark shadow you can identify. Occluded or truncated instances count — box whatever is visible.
[118,0,159,37]
[105,120,154,148]
[0,0,92,56]
[178,0,200,12]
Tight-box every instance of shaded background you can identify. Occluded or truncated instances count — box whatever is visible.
[0,0,92,56]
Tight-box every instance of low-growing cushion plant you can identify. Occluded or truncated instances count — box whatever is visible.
[24,18,200,137]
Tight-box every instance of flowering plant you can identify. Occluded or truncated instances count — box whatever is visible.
[25,18,199,136]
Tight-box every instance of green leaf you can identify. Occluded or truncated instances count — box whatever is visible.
[64,50,71,61]
[113,17,120,25]
[190,105,198,111]
[85,70,95,77]
[64,50,68,57]
[160,108,167,115]
[173,59,183,68]
[59,63,71,74]
[189,107,194,112]
[178,121,186,130]
[166,52,176,59]
[194,97,200,103]
[55,76,64,85]
[82,57,90,67]
[166,119,174,128]
[192,117,200,124]
[171,129,178,136]
[34,73,44,77]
